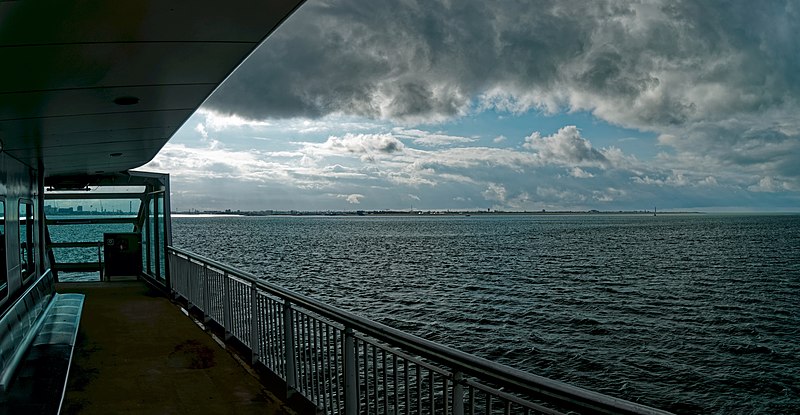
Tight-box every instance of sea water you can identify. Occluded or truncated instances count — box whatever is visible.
[173,214,796,413]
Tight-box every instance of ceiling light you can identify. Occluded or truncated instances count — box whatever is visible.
[113,96,140,105]
[110,152,123,157]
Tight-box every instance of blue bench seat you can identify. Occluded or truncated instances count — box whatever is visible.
[0,271,84,414]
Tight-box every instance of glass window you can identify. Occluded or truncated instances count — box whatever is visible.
[19,201,34,282]
[1,200,6,296]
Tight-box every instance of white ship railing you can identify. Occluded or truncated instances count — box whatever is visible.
[168,246,673,415]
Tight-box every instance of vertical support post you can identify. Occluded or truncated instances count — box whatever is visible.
[344,327,358,415]
[161,177,173,289]
[97,243,104,281]
[250,282,260,365]
[453,371,465,415]
[153,193,160,280]
[283,300,297,394]
[36,159,46,278]
[183,258,193,309]
[223,271,232,341]
[144,194,151,275]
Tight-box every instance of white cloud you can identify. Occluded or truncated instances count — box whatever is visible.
[195,123,208,140]
[569,167,595,178]
[482,183,507,202]
[700,176,718,186]
[493,135,507,143]
[748,177,791,193]
[199,109,272,130]
[524,126,609,167]
[392,128,476,146]
[336,193,365,204]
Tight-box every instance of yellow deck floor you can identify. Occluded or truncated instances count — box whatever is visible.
[58,281,299,415]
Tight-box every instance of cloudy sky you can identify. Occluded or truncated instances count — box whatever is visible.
[145,0,800,212]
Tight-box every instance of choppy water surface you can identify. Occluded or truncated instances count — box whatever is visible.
[173,214,800,414]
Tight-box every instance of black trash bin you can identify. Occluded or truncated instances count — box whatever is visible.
[103,233,142,279]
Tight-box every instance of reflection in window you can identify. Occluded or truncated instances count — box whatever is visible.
[19,201,34,282]
[1,201,6,295]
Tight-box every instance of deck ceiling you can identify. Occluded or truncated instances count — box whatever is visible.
[0,0,303,177]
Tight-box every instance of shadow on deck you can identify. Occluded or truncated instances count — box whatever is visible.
[57,281,300,415]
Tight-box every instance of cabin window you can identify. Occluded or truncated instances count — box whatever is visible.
[1,200,6,297]
[19,201,34,282]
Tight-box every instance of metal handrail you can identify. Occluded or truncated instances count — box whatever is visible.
[168,245,673,415]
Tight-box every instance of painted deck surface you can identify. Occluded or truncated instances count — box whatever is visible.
[58,281,297,415]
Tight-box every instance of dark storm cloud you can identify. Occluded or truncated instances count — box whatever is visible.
[206,0,595,121]
[208,1,799,125]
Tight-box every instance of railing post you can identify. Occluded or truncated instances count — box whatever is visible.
[223,271,232,341]
[185,258,194,310]
[283,300,297,394]
[344,327,358,415]
[453,371,465,415]
[250,282,260,365]
[202,264,210,324]
[98,243,104,281]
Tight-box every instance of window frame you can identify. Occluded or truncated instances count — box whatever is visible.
[18,199,35,285]
[0,198,7,303]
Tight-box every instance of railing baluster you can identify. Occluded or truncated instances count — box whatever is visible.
[344,327,357,415]
[308,316,313,400]
[404,359,410,415]
[468,384,475,415]
[223,271,231,341]
[429,370,435,414]
[382,348,388,414]
[324,323,332,414]
[334,327,342,414]
[202,264,210,323]
[283,300,297,394]
[444,376,450,415]
[300,313,308,397]
[312,318,320,406]
[317,320,325,410]
[393,353,398,415]
[272,300,282,380]
[415,364,421,414]
[363,340,370,414]
[372,343,378,415]
[250,282,259,364]
[453,371,464,415]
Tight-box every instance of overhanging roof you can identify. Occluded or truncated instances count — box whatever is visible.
[0,0,303,177]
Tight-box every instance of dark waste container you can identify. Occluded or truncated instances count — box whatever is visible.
[104,233,142,278]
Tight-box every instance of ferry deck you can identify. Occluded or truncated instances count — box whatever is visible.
[0,2,674,414]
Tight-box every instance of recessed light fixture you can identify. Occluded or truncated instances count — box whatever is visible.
[113,96,140,106]
[110,152,123,157]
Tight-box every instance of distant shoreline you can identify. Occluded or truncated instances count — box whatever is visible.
[171,209,704,217]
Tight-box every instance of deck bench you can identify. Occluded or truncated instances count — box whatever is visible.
[0,270,84,414]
